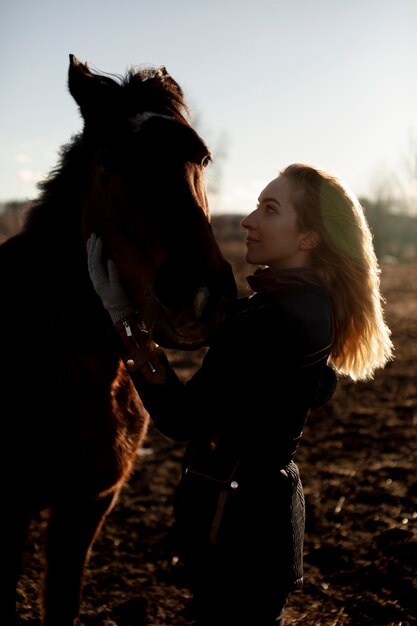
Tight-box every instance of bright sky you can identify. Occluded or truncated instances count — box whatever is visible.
[1,0,416,214]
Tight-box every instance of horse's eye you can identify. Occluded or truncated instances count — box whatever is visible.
[201,154,211,168]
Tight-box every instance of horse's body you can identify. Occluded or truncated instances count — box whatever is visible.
[1,55,236,626]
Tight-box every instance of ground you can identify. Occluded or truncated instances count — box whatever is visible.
[16,244,417,626]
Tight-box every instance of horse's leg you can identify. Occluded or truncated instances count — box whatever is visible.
[4,504,32,625]
[42,491,118,626]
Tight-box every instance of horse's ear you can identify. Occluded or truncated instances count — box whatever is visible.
[68,54,118,121]
[68,54,95,108]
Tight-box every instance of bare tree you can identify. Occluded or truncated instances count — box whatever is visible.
[402,132,417,215]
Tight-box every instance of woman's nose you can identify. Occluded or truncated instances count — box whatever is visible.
[241,210,255,230]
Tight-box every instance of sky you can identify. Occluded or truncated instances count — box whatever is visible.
[0,0,416,214]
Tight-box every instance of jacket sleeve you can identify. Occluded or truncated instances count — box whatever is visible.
[111,292,336,449]
[111,314,218,442]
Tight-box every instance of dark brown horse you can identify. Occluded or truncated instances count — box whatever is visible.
[1,54,236,626]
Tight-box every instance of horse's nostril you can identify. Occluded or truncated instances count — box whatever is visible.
[193,286,210,319]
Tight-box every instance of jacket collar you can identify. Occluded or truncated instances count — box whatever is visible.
[246,266,321,293]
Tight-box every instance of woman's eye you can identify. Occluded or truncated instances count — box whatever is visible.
[266,204,277,213]
[201,154,211,168]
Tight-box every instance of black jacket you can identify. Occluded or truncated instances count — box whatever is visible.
[129,281,335,591]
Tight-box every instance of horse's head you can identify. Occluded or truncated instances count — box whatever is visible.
[68,54,237,348]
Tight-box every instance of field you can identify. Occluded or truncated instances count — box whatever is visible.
[16,239,417,626]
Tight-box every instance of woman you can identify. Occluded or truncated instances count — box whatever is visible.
[87,163,393,626]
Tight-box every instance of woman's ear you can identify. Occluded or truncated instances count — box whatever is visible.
[300,230,321,251]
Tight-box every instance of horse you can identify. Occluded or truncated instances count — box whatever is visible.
[1,54,237,626]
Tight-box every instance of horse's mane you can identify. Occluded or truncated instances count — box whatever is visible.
[122,65,191,122]
[88,64,191,123]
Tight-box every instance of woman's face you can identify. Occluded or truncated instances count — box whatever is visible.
[241,175,312,271]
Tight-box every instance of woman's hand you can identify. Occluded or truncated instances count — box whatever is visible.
[87,233,134,323]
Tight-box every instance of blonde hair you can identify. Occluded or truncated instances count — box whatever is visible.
[280,163,394,381]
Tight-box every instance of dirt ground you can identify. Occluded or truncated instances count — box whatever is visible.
[16,244,417,626]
